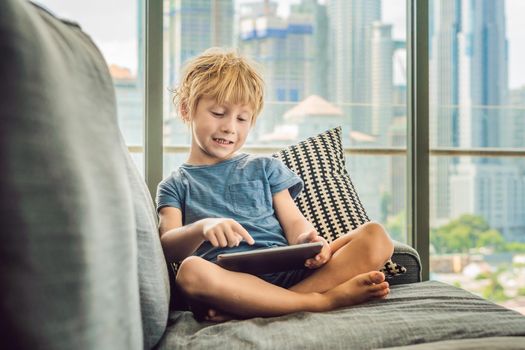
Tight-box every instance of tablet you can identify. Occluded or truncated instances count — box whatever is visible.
[216,241,323,275]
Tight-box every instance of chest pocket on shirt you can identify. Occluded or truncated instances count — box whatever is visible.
[229,180,268,216]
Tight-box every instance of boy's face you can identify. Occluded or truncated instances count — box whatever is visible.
[185,96,254,165]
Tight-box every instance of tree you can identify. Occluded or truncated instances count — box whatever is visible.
[431,214,505,254]
[477,229,505,251]
[503,242,525,253]
[482,266,509,302]
[385,210,406,242]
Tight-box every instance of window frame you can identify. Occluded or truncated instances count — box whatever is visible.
[407,0,429,280]
[144,0,163,198]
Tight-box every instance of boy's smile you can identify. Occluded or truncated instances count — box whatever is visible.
[212,137,234,146]
[185,96,253,165]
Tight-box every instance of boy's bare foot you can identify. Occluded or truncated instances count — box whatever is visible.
[325,271,390,309]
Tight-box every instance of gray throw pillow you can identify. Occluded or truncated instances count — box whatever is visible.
[0,1,168,348]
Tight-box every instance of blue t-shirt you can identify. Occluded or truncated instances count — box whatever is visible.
[156,153,304,262]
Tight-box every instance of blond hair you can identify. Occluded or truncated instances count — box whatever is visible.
[173,48,264,124]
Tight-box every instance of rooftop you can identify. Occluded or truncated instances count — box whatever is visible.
[284,95,343,121]
[109,64,134,80]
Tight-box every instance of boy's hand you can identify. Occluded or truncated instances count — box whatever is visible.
[297,230,331,269]
[201,218,255,248]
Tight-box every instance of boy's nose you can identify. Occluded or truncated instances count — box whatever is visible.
[221,117,236,134]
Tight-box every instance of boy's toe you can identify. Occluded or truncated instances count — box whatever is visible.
[367,271,386,284]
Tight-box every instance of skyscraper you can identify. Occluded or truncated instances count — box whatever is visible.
[327,0,381,134]
[166,0,234,88]
[238,1,315,140]
[164,0,234,145]
[457,0,507,151]
[448,0,525,240]
[290,0,329,100]
[429,0,460,225]
[507,87,525,150]
[370,22,394,141]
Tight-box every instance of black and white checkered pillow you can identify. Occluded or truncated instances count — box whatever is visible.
[273,127,406,278]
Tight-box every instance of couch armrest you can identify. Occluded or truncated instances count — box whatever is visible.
[390,240,422,285]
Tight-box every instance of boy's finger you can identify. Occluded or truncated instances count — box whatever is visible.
[307,261,321,269]
[236,230,254,245]
[223,226,238,247]
[208,234,219,247]
[234,233,243,246]
[233,222,255,244]
[215,231,228,247]
[305,258,315,266]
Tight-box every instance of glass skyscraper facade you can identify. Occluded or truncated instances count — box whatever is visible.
[427,0,525,240]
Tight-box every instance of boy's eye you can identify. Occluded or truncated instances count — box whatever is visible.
[211,111,224,116]
[238,117,248,122]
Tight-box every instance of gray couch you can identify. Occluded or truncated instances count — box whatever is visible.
[1,1,524,349]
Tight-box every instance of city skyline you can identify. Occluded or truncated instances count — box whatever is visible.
[35,0,525,90]
[36,0,525,237]
[155,0,524,240]
[426,0,525,241]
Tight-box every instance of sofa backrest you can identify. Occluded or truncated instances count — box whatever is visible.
[0,0,169,348]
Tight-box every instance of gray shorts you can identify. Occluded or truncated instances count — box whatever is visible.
[256,268,314,289]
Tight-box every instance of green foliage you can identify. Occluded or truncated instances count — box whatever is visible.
[483,285,508,302]
[385,210,406,242]
[477,229,506,251]
[518,288,525,297]
[431,214,508,254]
[504,242,525,253]
[475,272,490,280]
[482,268,509,302]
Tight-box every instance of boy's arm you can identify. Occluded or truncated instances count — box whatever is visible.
[158,207,206,262]
[159,207,255,263]
[272,189,317,245]
[273,189,331,269]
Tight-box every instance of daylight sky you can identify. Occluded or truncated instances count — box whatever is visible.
[35,0,525,89]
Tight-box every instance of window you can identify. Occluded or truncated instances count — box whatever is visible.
[162,0,408,242]
[429,0,525,313]
[35,0,145,174]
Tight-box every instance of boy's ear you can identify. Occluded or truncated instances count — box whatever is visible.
[180,102,190,122]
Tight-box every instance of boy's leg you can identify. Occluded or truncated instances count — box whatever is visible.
[176,256,389,320]
[289,221,394,293]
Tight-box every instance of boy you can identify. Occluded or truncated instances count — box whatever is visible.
[157,48,394,322]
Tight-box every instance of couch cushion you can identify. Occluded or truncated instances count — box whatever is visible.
[122,141,170,348]
[0,1,168,348]
[390,240,422,285]
[156,281,525,349]
[273,127,406,278]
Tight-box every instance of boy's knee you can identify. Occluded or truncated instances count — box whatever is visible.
[176,256,214,297]
[361,221,394,259]
[361,221,384,235]
[362,222,389,241]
